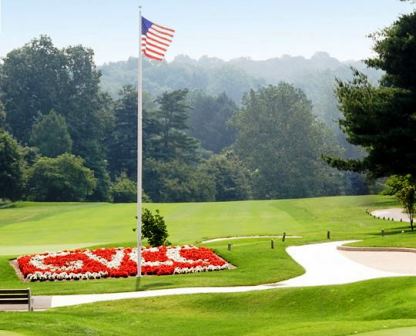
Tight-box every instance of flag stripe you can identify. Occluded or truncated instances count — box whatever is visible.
[153,23,175,33]
[151,25,175,37]
[143,33,170,48]
[144,50,164,61]
[143,40,168,53]
[147,30,172,43]
[141,17,174,61]
[145,45,165,57]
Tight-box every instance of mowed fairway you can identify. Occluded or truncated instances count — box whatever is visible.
[0,195,398,255]
[4,195,416,336]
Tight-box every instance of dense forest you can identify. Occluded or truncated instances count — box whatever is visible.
[0,36,374,203]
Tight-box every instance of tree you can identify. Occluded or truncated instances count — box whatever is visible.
[188,92,237,153]
[199,151,251,201]
[327,10,416,178]
[0,131,23,201]
[154,89,198,162]
[109,86,139,180]
[233,84,344,199]
[62,45,113,201]
[0,36,68,143]
[0,36,113,201]
[383,174,416,230]
[143,158,215,202]
[110,173,137,203]
[142,208,168,247]
[27,153,96,201]
[396,179,416,231]
[0,101,6,130]
[30,110,72,157]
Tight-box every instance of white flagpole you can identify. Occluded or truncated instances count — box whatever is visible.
[136,6,143,278]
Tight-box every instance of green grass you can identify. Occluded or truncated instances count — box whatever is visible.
[3,278,416,336]
[0,239,304,295]
[3,195,416,335]
[351,326,416,335]
[0,195,400,255]
[0,195,413,295]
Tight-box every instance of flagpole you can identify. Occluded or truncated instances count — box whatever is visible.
[136,5,143,278]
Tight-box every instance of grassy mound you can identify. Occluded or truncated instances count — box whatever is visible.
[2,278,416,335]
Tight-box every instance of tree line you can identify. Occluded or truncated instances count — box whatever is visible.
[0,35,368,203]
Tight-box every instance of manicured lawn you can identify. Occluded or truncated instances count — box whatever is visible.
[2,195,416,335]
[351,326,416,335]
[0,195,399,255]
[1,195,414,295]
[0,239,304,295]
[2,278,416,336]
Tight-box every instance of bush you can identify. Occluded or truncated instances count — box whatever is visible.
[27,153,96,201]
[142,208,168,247]
[110,173,137,203]
[0,130,24,201]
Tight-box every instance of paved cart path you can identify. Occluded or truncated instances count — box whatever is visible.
[38,240,416,309]
[371,208,410,222]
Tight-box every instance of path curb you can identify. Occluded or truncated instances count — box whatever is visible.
[337,245,416,253]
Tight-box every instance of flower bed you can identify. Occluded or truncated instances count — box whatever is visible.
[16,246,231,281]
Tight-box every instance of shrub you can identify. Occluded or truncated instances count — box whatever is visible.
[142,208,168,247]
[27,153,96,201]
[110,173,137,203]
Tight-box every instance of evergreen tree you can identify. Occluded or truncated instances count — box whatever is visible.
[30,110,72,157]
[154,89,198,162]
[109,86,138,180]
[327,10,416,178]
[109,87,159,180]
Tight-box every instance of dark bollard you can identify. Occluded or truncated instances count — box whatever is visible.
[400,218,403,222]
[228,243,232,251]
[327,230,331,240]
[381,229,385,237]
[271,240,274,249]
[282,232,286,242]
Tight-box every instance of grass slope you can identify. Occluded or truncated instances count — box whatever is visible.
[3,195,416,336]
[0,239,304,295]
[0,195,399,254]
[1,195,414,295]
[3,278,416,336]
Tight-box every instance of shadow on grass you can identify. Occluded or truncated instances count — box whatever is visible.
[137,280,175,291]
[0,203,16,210]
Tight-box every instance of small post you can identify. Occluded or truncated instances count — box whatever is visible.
[28,288,32,312]
[327,230,331,240]
[282,232,286,242]
[271,240,274,249]
[381,229,385,237]
[227,243,232,251]
[400,218,403,222]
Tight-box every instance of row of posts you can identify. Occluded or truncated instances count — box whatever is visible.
[365,209,404,237]
[226,209,400,251]
[226,231,331,251]
[365,209,402,222]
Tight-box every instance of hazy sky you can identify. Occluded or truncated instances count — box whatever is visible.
[0,0,414,65]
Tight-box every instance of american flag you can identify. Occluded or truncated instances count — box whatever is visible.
[141,17,175,61]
